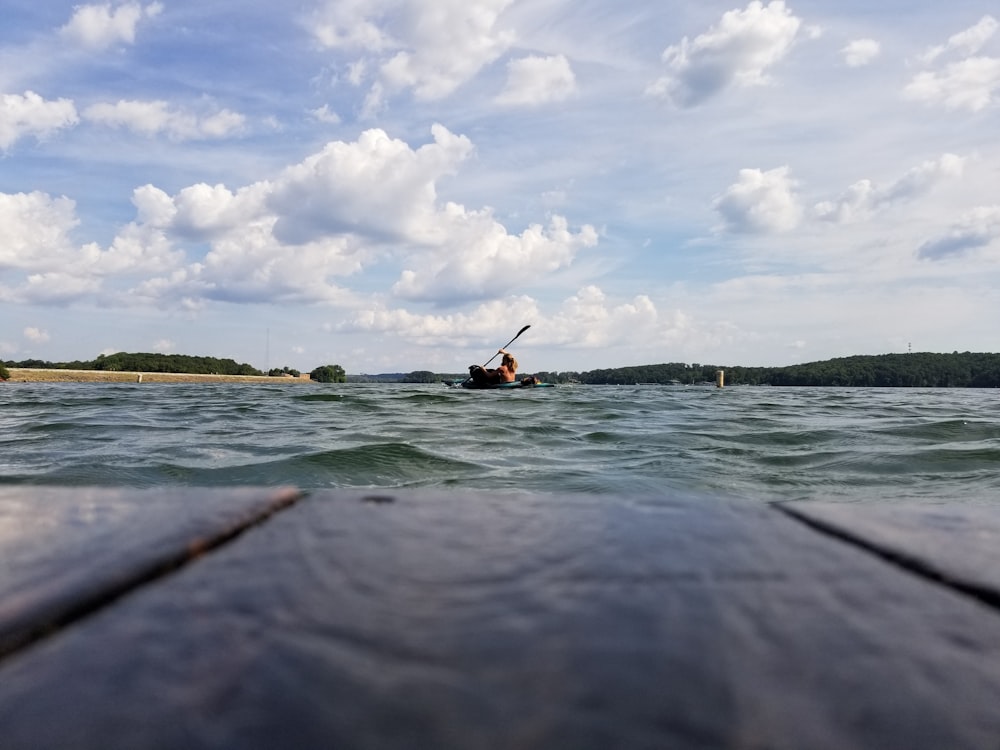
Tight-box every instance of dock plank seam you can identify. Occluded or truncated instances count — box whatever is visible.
[774,502,1000,614]
[0,488,305,665]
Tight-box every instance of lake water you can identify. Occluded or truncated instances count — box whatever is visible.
[2,382,999,504]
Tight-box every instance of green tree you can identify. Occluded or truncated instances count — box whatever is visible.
[403,370,437,383]
[310,364,346,383]
[0,362,9,381]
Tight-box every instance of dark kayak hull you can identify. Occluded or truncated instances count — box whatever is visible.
[446,379,555,389]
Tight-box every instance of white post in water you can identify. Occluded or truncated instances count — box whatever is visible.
[716,369,724,388]
[136,373,143,383]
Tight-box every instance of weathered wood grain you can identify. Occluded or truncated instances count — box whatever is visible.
[0,486,301,658]
[2,489,1000,749]
[780,500,1000,607]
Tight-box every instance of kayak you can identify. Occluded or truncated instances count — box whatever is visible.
[446,379,555,389]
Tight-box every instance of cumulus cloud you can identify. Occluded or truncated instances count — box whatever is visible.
[392,212,598,303]
[0,91,78,150]
[339,286,703,363]
[918,206,1000,260]
[0,189,183,304]
[0,192,80,272]
[905,16,1000,111]
[842,38,880,67]
[495,55,577,106]
[646,0,808,107]
[24,327,50,343]
[714,166,802,233]
[83,100,246,141]
[3,123,596,310]
[338,296,541,343]
[815,153,965,223]
[60,1,163,50]
[268,124,474,245]
[310,0,515,107]
[546,286,660,348]
[121,125,593,308]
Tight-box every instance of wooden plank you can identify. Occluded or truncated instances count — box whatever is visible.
[2,490,1000,749]
[0,486,301,659]
[779,501,1000,606]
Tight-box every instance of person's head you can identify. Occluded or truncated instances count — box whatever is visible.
[502,352,518,372]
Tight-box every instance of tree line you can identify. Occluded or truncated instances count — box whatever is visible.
[541,352,1000,387]
[7,351,1000,387]
[2,352,263,376]
[0,352,350,383]
[382,352,1000,388]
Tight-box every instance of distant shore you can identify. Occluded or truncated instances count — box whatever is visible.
[5,369,315,384]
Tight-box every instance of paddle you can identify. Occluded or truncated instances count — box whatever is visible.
[482,324,531,366]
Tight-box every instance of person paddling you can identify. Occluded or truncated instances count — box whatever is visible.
[468,348,518,386]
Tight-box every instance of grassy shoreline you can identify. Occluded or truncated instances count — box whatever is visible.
[4,368,315,384]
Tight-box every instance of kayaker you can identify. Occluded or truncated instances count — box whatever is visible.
[468,348,518,385]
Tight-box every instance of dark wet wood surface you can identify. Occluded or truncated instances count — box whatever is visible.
[781,500,1000,606]
[2,489,1000,749]
[0,486,301,658]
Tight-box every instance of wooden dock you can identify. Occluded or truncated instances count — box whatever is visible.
[2,487,1000,749]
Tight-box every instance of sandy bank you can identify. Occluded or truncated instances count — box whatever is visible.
[5,369,315,384]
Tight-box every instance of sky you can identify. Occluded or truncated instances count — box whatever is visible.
[1,0,999,374]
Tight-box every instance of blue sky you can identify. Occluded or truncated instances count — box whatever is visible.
[2,1,998,374]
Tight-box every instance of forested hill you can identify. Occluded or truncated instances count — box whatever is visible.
[7,351,1000,387]
[568,352,1000,387]
[5,352,262,376]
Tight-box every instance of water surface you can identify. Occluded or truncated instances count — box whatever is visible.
[2,382,999,503]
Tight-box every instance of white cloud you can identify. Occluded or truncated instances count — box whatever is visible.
[0,189,184,304]
[60,1,163,50]
[0,192,79,272]
[268,124,474,245]
[151,338,175,352]
[24,327,50,343]
[905,17,1000,111]
[918,206,1000,260]
[546,286,660,349]
[339,286,713,365]
[646,0,807,107]
[309,0,395,51]
[714,166,802,233]
[842,38,880,67]
[904,57,1000,112]
[83,100,246,141]
[339,298,541,342]
[815,153,965,223]
[496,54,577,106]
[170,183,268,240]
[309,105,342,124]
[391,212,598,303]
[0,91,78,150]
[123,182,362,306]
[119,125,596,308]
[920,15,997,65]
[311,0,516,105]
